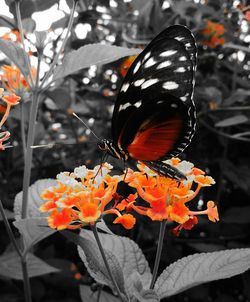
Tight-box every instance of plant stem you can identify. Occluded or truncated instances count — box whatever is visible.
[21,257,32,302]
[15,0,34,88]
[40,0,77,89]
[150,220,167,289]
[223,43,250,54]
[21,56,41,219]
[0,200,22,257]
[91,224,125,302]
[20,102,27,156]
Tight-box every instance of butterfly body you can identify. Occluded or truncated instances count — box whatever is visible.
[100,25,197,180]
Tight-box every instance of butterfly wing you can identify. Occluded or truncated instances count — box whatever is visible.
[112,25,197,164]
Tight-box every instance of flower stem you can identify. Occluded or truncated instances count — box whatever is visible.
[21,257,32,302]
[91,224,125,302]
[21,55,41,219]
[15,0,34,88]
[40,0,77,89]
[150,220,167,289]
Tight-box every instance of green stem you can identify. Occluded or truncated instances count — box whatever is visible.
[150,220,167,289]
[21,56,41,219]
[0,200,22,257]
[40,0,77,89]
[21,257,32,302]
[15,0,34,88]
[91,224,125,302]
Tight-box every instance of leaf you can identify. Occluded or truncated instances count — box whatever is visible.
[8,0,58,19]
[0,38,30,78]
[80,285,120,302]
[14,178,57,220]
[13,218,56,252]
[0,208,14,221]
[154,248,250,299]
[45,88,72,111]
[0,252,59,280]
[215,115,248,127]
[130,272,159,302]
[222,207,250,224]
[80,230,152,292]
[53,44,141,80]
[96,219,114,235]
[62,230,126,296]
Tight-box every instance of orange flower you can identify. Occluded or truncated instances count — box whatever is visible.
[2,94,21,106]
[194,175,215,187]
[119,55,137,77]
[79,202,101,223]
[48,208,76,230]
[201,21,225,48]
[1,65,35,95]
[169,201,189,224]
[39,201,57,212]
[1,29,21,43]
[113,214,136,229]
[206,201,219,222]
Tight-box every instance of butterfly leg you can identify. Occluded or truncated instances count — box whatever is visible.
[93,151,109,180]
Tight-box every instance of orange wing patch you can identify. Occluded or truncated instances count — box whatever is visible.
[127,115,182,161]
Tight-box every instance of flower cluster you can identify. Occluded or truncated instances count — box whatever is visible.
[40,163,136,230]
[122,159,218,234]
[201,21,225,48]
[0,87,21,133]
[40,159,219,234]
[1,65,35,96]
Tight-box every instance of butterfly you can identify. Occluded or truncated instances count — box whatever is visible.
[98,25,197,180]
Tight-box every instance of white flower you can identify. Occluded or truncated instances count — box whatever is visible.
[176,160,194,175]
[57,172,79,187]
[74,165,88,178]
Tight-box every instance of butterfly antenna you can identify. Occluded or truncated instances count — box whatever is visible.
[72,112,101,141]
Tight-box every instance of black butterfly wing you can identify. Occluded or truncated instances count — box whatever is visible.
[112,25,197,163]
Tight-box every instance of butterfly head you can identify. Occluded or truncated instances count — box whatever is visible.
[98,139,128,160]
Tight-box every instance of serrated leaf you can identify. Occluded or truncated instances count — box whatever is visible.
[62,230,126,297]
[0,38,30,78]
[80,230,152,292]
[53,44,141,80]
[80,285,120,302]
[96,219,114,235]
[13,218,56,252]
[14,179,57,220]
[215,115,248,127]
[0,252,59,280]
[154,248,250,299]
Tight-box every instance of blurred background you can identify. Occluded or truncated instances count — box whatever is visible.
[0,0,250,301]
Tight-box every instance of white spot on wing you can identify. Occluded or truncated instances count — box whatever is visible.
[171,103,178,108]
[175,36,184,41]
[141,79,159,89]
[175,67,186,73]
[133,61,141,74]
[179,56,187,61]
[186,43,191,47]
[134,101,142,108]
[160,50,177,57]
[156,61,171,69]
[121,82,129,92]
[134,79,145,87]
[119,103,131,110]
[180,96,187,102]
[163,81,179,90]
[144,52,151,61]
[144,57,156,68]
